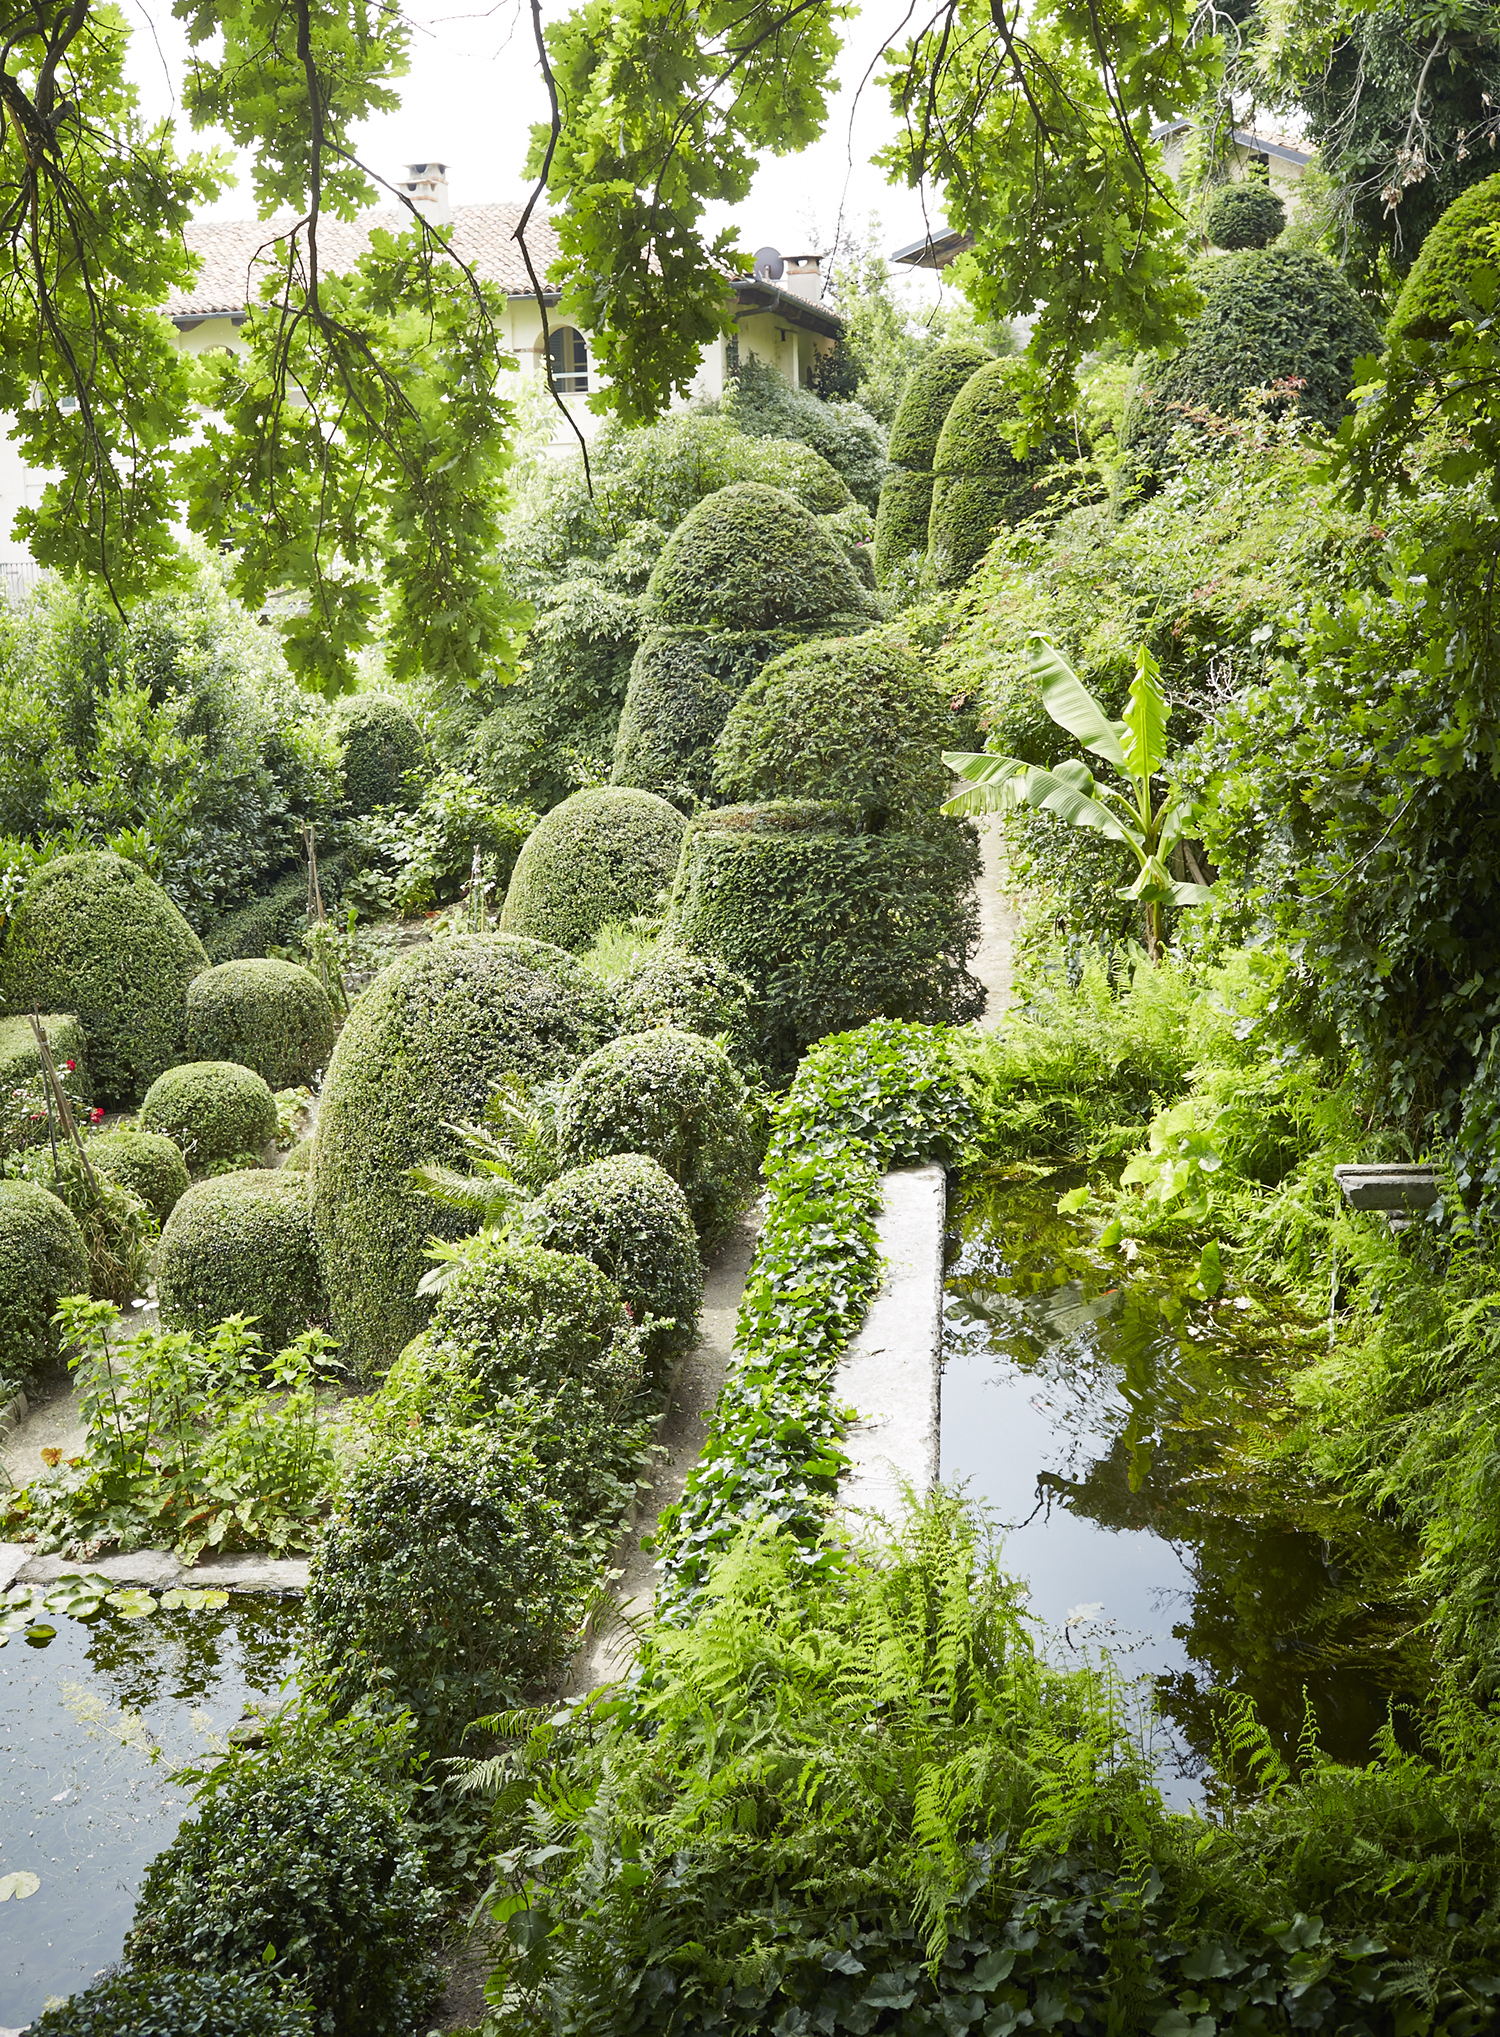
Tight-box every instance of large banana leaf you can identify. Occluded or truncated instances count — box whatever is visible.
[1029,637,1128,771]
[942,752,1030,817]
[1002,763,1137,846]
[1120,643,1170,784]
[945,752,1134,845]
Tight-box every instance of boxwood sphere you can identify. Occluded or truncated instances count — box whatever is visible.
[333,691,426,813]
[613,944,760,1071]
[0,851,207,1102]
[25,1970,313,2037]
[557,1028,760,1242]
[138,1060,278,1170]
[529,1153,703,1373]
[422,1234,637,1397]
[500,786,685,951]
[1390,170,1500,340]
[0,1178,89,1388]
[310,933,616,1378]
[88,1128,191,1223]
[643,482,880,632]
[927,359,1068,587]
[873,342,992,586]
[185,958,337,1091]
[155,1171,328,1348]
[1203,180,1286,250]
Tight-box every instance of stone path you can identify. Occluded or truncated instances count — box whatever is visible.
[971,812,1021,1026]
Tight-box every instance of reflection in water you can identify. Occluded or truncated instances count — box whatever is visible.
[941,1165,1427,1806]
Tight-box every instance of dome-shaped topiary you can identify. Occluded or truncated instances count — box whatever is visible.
[643,483,880,633]
[873,342,992,587]
[0,1178,89,1388]
[528,1153,703,1373]
[713,635,955,825]
[500,787,686,951]
[185,958,337,1091]
[611,626,803,810]
[155,1170,328,1347]
[1203,180,1286,250]
[310,934,616,1378]
[333,692,426,813]
[89,1128,190,1223]
[557,1028,761,1242]
[281,1135,314,1172]
[613,945,760,1071]
[24,1970,313,2037]
[1120,247,1381,482]
[138,1060,278,1171]
[1390,170,1500,340]
[421,1235,638,1400]
[0,852,206,1102]
[927,359,1069,587]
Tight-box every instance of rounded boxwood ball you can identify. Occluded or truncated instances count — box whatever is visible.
[310,934,616,1379]
[643,482,880,632]
[500,786,685,951]
[422,1234,637,1399]
[0,1178,89,1389]
[0,851,207,1102]
[185,958,337,1090]
[873,342,992,587]
[529,1153,703,1373]
[333,691,426,813]
[928,358,1068,587]
[89,1128,190,1223]
[25,1970,313,2037]
[1203,180,1286,250]
[138,1060,278,1171]
[1390,170,1500,340]
[156,1171,327,1348]
[613,944,760,1071]
[557,1028,760,1243]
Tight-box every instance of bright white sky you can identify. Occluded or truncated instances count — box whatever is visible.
[122,0,956,317]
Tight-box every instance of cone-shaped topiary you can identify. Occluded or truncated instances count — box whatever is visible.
[0,1178,89,1389]
[872,343,992,587]
[310,934,616,1378]
[333,692,426,813]
[927,359,1069,587]
[138,1060,278,1171]
[155,1170,328,1347]
[185,958,337,1091]
[1203,180,1286,250]
[89,1129,190,1223]
[500,787,686,951]
[0,852,206,1102]
[641,482,880,633]
[1390,170,1500,340]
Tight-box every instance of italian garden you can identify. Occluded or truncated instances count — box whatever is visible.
[5,1,1500,2032]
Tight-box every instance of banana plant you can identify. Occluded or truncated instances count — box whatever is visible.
[943,636,1213,961]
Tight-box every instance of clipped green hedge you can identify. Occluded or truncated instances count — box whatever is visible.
[310,934,616,1378]
[420,1235,637,1402]
[0,1177,89,1390]
[613,945,760,1072]
[25,1971,313,2037]
[611,626,805,810]
[722,357,887,513]
[333,692,426,813]
[155,1171,328,1348]
[873,342,991,586]
[204,855,349,967]
[89,1128,191,1223]
[1204,180,1286,249]
[0,1011,90,1107]
[500,787,685,951]
[0,851,207,1101]
[667,803,983,1075]
[186,959,336,1091]
[138,1060,278,1170]
[643,483,880,633]
[1390,169,1500,339]
[928,358,1068,587]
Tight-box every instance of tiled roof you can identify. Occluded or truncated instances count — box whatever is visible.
[167,202,561,318]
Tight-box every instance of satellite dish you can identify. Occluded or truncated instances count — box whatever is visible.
[752,245,784,283]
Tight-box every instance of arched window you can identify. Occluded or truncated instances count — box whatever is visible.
[546,325,588,395]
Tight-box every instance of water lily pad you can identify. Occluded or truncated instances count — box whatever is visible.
[0,1871,40,1901]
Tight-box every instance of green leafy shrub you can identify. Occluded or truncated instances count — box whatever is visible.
[723,355,887,512]
[667,803,983,1076]
[528,1154,703,1373]
[89,1128,191,1222]
[872,341,991,586]
[128,1759,441,2037]
[642,482,880,633]
[1204,179,1287,249]
[203,855,349,967]
[611,626,807,810]
[500,787,685,951]
[558,1029,761,1242]
[0,1178,88,1390]
[138,1061,278,1171]
[281,1136,314,1173]
[420,1236,638,1401]
[185,960,336,1091]
[928,358,1069,587]
[0,1011,89,1107]
[1389,169,1500,339]
[613,944,761,1071]
[0,851,208,1101]
[333,692,426,814]
[155,1172,328,1347]
[348,770,535,918]
[310,934,616,1378]
[25,1970,313,2037]
[11,1144,154,1305]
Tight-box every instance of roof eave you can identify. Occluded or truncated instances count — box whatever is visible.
[731,279,841,336]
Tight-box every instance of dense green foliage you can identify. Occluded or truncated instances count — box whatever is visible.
[1,851,208,1101]
[0,1013,90,1144]
[138,1061,278,1171]
[642,484,879,634]
[185,960,336,1091]
[155,1172,328,1348]
[873,341,991,586]
[612,945,761,1073]
[928,358,1070,585]
[203,857,350,967]
[1389,170,1500,340]
[26,1970,313,2037]
[500,788,685,951]
[332,693,426,814]
[350,770,535,918]
[1203,179,1287,250]
[612,627,807,811]
[723,356,887,513]
[0,1178,88,1391]
[88,1129,191,1223]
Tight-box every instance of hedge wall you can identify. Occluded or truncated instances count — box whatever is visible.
[1390,169,1500,340]
[927,358,1069,587]
[872,342,991,586]
[186,959,337,1090]
[155,1170,328,1349]
[500,786,685,950]
[203,855,349,967]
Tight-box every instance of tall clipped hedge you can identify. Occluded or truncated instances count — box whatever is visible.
[1390,169,1500,340]
[0,851,206,1101]
[500,787,685,950]
[872,343,991,587]
[333,693,426,813]
[927,359,1069,588]
[310,934,616,1378]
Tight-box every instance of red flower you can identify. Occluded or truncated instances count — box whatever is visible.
[89,1106,104,1123]
[64,1059,76,1072]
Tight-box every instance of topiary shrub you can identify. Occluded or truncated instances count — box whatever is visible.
[722,356,888,512]
[927,358,1069,587]
[25,1970,313,2037]
[872,342,992,586]
[421,1236,638,1401]
[1120,248,1382,484]
[155,1172,328,1347]
[666,802,983,1076]
[613,944,760,1071]
[0,851,207,1101]
[642,483,880,634]
[499,787,685,951]
[1203,180,1287,250]
[557,1029,761,1242]
[528,1154,703,1374]
[281,1135,314,1173]
[303,1426,589,1750]
[0,1178,88,1390]
[611,626,805,809]
[88,1128,191,1223]
[333,692,426,814]
[185,959,337,1091]
[310,934,616,1378]
[1390,169,1500,340]
[138,1061,278,1171]
[127,1760,442,2037]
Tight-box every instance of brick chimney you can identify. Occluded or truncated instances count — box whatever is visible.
[400,161,451,227]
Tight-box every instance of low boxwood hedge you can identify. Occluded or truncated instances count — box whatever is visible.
[0,1011,90,1113]
[24,1970,313,2037]
[500,786,685,951]
[138,1061,278,1171]
[155,1171,328,1349]
[88,1128,191,1223]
